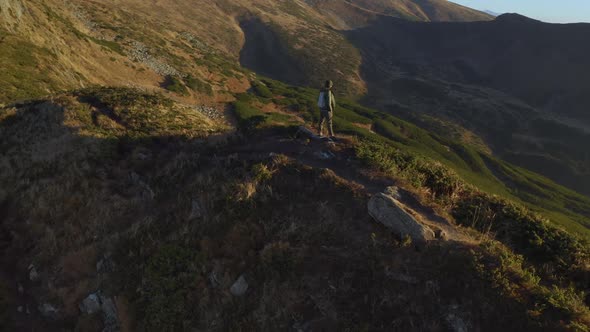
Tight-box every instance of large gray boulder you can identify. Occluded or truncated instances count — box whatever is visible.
[368,192,435,243]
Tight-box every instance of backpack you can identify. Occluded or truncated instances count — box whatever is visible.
[317,90,329,109]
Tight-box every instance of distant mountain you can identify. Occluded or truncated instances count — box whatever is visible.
[484,10,500,17]
[306,0,493,29]
[346,13,590,195]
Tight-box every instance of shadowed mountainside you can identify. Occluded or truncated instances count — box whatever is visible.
[346,14,590,195]
[1,87,588,331]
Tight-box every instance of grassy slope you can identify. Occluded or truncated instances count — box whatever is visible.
[0,30,59,102]
[239,78,590,238]
[308,0,492,24]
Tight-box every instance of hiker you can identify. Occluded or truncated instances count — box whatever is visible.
[317,80,336,138]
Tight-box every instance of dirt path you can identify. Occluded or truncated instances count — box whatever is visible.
[223,133,468,242]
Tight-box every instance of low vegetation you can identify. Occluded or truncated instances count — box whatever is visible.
[0,31,58,103]
[1,85,589,330]
[185,75,213,96]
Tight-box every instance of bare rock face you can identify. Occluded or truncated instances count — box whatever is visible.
[368,192,435,243]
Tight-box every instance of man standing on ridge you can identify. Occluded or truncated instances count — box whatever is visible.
[317,80,336,138]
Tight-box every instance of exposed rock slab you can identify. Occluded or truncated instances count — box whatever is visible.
[368,192,435,243]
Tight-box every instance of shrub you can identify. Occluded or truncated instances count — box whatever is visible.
[251,81,273,98]
[185,75,212,95]
[232,101,267,132]
[163,76,188,95]
[140,245,203,332]
[454,192,589,274]
[356,139,465,199]
[472,241,590,329]
[88,37,125,55]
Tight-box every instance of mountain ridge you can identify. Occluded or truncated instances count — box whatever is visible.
[1,2,590,329]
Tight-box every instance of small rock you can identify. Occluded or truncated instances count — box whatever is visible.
[17,306,23,313]
[209,271,221,288]
[28,264,39,282]
[385,271,418,284]
[101,296,119,332]
[80,293,101,314]
[314,150,335,160]
[38,303,59,319]
[189,199,202,220]
[136,152,149,160]
[446,313,468,332]
[435,229,448,240]
[230,275,249,296]
[79,292,120,331]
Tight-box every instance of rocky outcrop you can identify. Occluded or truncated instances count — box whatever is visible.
[129,42,180,77]
[368,191,435,243]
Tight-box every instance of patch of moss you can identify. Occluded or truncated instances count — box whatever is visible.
[184,75,212,96]
[0,34,57,102]
[163,76,188,96]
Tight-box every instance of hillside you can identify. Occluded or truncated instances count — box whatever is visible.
[346,14,590,196]
[0,0,492,103]
[305,0,492,28]
[1,85,589,331]
[4,0,576,198]
[1,0,590,331]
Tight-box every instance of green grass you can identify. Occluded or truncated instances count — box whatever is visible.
[472,241,590,330]
[251,80,273,99]
[69,87,220,139]
[88,36,125,55]
[263,21,363,96]
[163,76,188,95]
[232,100,299,133]
[194,53,245,79]
[0,32,57,103]
[185,75,212,95]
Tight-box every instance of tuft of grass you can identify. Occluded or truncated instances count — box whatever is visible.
[88,37,125,56]
[472,241,590,329]
[163,76,189,95]
[139,245,203,331]
[184,75,212,96]
[251,81,273,99]
[0,33,57,103]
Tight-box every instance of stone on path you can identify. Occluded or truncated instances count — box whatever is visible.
[368,192,435,243]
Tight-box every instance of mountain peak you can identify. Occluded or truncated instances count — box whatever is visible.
[495,13,541,23]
